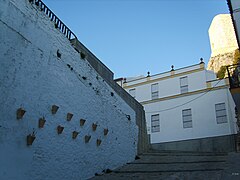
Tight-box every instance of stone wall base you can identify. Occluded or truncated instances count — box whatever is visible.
[151,135,236,152]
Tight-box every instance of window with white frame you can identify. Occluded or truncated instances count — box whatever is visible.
[215,103,227,124]
[129,88,136,98]
[151,83,159,99]
[151,114,160,133]
[182,109,192,128]
[180,76,188,94]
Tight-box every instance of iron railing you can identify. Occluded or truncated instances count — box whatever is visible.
[227,64,240,88]
[29,0,77,40]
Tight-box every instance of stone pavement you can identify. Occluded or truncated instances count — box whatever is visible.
[90,151,240,180]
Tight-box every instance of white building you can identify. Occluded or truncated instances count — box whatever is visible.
[116,62,238,152]
[227,0,240,48]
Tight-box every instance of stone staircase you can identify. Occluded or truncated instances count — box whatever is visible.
[90,151,233,180]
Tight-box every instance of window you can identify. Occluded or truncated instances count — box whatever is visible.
[151,83,159,99]
[215,103,227,124]
[129,88,136,98]
[151,114,160,133]
[180,76,188,93]
[182,109,192,128]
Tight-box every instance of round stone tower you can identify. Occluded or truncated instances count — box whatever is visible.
[207,14,239,74]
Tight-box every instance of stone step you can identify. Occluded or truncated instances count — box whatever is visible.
[143,151,228,156]
[130,159,226,164]
[90,151,231,179]
[134,154,227,163]
[114,161,226,173]
[91,171,223,180]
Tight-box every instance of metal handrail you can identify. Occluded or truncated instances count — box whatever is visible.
[29,0,77,40]
[226,64,240,88]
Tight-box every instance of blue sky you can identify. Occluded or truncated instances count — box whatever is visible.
[44,0,229,78]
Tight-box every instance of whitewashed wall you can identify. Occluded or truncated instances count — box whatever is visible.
[0,0,138,179]
[144,86,237,143]
[205,70,217,81]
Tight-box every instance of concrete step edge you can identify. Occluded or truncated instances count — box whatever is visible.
[140,153,228,157]
[113,168,224,174]
[128,160,226,164]
[147,150,228,154]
